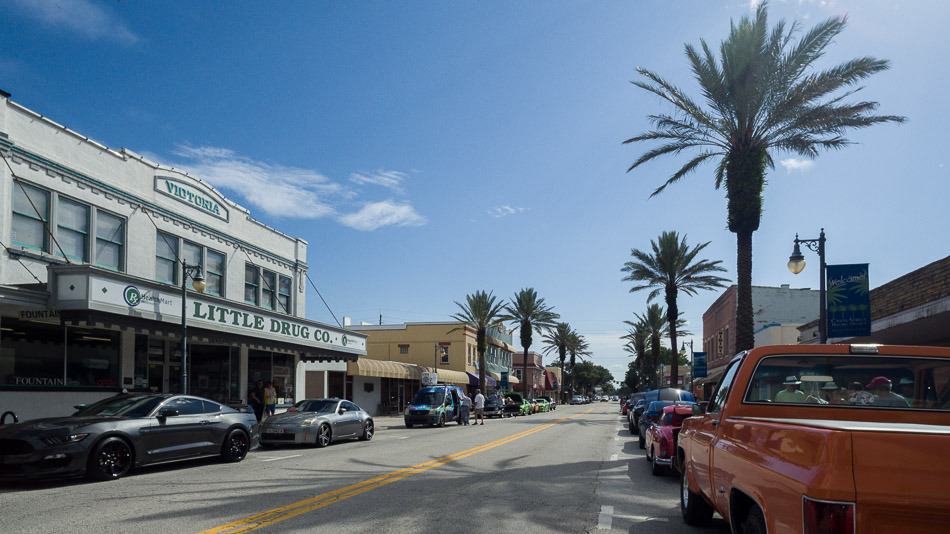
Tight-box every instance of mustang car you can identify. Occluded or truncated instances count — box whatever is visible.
[260,399,374,447]
[644,403,695,475]
[0,393,257,481]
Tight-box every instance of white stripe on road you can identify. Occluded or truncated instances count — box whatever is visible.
[613,514,669,523]
[597,505,614,530]
[259,454,302,462]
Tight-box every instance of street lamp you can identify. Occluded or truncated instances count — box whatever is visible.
[180,260,205,394]
[680,340,693,388]
[788,229,827,343]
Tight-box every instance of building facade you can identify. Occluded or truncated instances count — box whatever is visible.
[512,351,544,398]
[0,92,366,420]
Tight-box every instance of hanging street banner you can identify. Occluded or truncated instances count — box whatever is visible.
[692,352,707,379]
[826,263,871,338]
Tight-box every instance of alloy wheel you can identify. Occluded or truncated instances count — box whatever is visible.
[229,432,248,459]
[317,425,331,447]
[97,440,131,478]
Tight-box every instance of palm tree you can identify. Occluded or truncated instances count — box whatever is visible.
[451,290,506,393]
[542,322,572,402]
[623,231,728,387]
[624,3,904,352]
[565,330,590,398]
[501,288,559,399]
[633,304,668,389]
[621,319,649,388]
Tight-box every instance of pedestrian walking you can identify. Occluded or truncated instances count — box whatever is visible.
[460,391,471,426]
[473,389,485,425]
[263,381,277,418]
[249,380,264,422]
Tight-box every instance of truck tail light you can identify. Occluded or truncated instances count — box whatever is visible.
[803,496,854,534]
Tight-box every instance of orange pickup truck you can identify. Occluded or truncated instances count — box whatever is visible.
[678,344,950,533]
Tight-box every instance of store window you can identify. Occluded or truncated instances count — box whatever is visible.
[399,344,409,354]
[206,250,225,297]
[183,240,202,270]
[156,231,179,284]
[244,263,260,305]
[95,211,124,271]
[11,181,50,251]
[56,196,89,262]
[0,318,119,390]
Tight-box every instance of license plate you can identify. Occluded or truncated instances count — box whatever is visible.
[271,428,286,434]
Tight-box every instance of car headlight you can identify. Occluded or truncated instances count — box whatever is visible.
[42,433,89,447]
[301,418,318,425]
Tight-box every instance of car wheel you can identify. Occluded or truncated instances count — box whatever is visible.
[359,420,374,441]
[315,424,332,448]
[680,464,714,525]
[628,421,636,434]
[651,449,665,476]
[405,422,414,429]
[646,445,653,462]
[437,414,445,427]
[221,429,250,462]
[739,504,767,534]
[87,436,133,481]
[638,432,645,449]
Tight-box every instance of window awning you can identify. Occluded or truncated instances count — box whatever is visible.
[428,368,469,385]
[347,359,414,380]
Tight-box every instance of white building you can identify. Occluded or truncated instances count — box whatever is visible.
[0,90,366,420]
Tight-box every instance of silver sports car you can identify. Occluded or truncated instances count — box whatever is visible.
[259,399,374,447]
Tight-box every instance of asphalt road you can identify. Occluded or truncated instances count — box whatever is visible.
[1,402,729,533]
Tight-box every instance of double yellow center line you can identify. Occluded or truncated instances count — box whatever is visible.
[201,411,588,534]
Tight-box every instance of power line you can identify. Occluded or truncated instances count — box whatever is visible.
[0,238,43,284]
[1,150,72,263]
[304,271,342,328]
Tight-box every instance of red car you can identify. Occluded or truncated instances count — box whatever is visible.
[644,403,695,476]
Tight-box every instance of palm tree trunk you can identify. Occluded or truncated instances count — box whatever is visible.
[569,353,576,397]
[735,229,754,352]
[523,347,529,399]
[651,337,660,389]
[666,292,679,388]
[477,328,487,394]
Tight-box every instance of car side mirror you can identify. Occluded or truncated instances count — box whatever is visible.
[73,404,87,411]
[158,408,179,418]
[339,408,348,414]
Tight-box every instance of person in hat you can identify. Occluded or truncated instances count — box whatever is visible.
[774,376,806,403]
[820,382,848,404]
[897,377,915,399]
[847,381,875,405]
[867,376,910,408]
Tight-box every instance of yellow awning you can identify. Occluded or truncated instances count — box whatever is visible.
[489,371,519,384]
[347,359,415,380]
[427,368,469,385]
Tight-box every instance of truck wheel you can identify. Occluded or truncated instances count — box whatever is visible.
[680,466,713,525]
[739,505,766,534]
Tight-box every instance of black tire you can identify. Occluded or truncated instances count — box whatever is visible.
[628,421,636,434]
[437,413,445,427]
[651,448,665,476]
[315,424,331,448]
[359,419,374,441]
[680,464,714,526]
[87,436,133,481]
[221,429,250,463]
[739,504,767,534]
[638,431,645,449]
[405,422,414,429]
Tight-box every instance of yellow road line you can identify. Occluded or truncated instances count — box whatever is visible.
[201,409,593,534]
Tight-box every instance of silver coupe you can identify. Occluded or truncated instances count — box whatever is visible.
[259,399,374,448]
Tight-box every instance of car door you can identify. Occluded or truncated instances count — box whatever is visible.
[142,397,211,463]
[199,400,230,454]
[689,360,741,505]
[337,401,362,437]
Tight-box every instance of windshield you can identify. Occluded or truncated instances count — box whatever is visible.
[75,395,164,418]
[294,400,339,413]
[412,389,445,406]
[745,355,950,411]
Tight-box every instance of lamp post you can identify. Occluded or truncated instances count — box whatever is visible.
[680,340,693,388]
[788,228,827,343]
[180,260,206,394]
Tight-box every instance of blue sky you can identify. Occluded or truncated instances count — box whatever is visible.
[2,0,948,382]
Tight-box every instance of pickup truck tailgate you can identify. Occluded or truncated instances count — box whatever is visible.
[852,428,950,533]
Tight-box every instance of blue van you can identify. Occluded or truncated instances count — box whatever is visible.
[404,384,466,428]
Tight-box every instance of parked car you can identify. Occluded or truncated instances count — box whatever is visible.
[534,398,550,412]
[538,396,556,410]
[628,388,694,435]
[483,395,506,418]
[260,399,373,447]
[644,403,695,476]
[404,384,465,428]
[621,397,634,416]
[638,400,675,449]
[0,393,256,481]
[504,393,532,416]
[679,344,950,533]
[569,395,584,405]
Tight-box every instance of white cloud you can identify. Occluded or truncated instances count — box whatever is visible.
[339,201,427,231]
[170,145,342,219]
[488,205,527,218]
[779,158,815,172]
[9,0,140,45]
[349,170,407,193]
